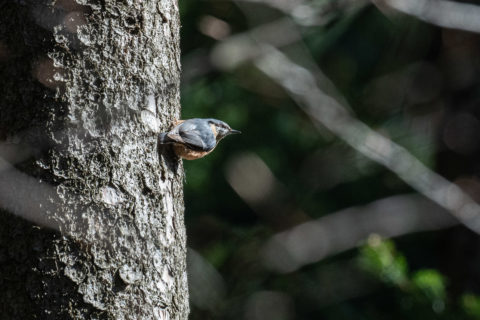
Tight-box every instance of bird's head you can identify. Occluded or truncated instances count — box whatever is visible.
[209,119,241,140]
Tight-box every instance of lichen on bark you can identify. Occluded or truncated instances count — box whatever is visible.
[0,0,188,319]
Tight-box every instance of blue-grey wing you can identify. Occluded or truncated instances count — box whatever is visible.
[168,119,216,151]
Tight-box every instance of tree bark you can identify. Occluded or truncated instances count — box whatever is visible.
[0,0,188,319]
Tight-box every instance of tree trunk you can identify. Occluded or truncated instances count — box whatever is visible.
[0,0,188,319]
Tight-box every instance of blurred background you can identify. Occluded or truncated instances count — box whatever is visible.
[179,0,480,319]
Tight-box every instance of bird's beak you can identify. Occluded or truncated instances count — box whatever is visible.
[229,129,242,135]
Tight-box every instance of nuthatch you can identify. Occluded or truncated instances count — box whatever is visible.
[158,118,241,160]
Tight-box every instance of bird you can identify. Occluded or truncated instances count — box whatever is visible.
[158,118,241,160]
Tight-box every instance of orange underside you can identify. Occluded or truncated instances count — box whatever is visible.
[173,144,213,160]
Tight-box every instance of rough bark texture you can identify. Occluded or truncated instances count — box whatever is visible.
[0,0,188,319]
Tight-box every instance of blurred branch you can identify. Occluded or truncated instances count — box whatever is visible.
[211,18,301,71]
[187,248,226,312]
[225,152,309,228]
[262,194,457,273]
[237,0,304,13]
[377,0,480,33]
[237,0,368,26]
[211,17,350,110]
[254,46,480,233]
[0,156,60,230]
[212,15,480,234]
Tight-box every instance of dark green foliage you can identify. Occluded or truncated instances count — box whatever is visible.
[358,237,480,319]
